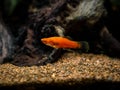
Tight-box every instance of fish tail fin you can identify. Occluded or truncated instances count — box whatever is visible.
[78,41,89,52]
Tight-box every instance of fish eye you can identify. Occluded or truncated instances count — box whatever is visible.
[52,42,59,45]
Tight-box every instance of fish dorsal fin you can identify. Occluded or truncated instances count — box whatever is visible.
[64,36,73,40]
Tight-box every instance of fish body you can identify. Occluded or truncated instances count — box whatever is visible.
[41,36,81,49]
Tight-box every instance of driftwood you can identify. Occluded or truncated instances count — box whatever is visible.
[0,0,120,66]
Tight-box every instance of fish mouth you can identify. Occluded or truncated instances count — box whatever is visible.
[41,39,47,44]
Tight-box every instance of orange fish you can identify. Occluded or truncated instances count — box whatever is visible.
[41,36,88,50]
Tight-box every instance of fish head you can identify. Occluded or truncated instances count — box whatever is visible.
[41,37,59,49]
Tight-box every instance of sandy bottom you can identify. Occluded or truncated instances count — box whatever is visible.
[0,52,120,89]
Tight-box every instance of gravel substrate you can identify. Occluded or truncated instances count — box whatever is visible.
[0,52,120,89]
